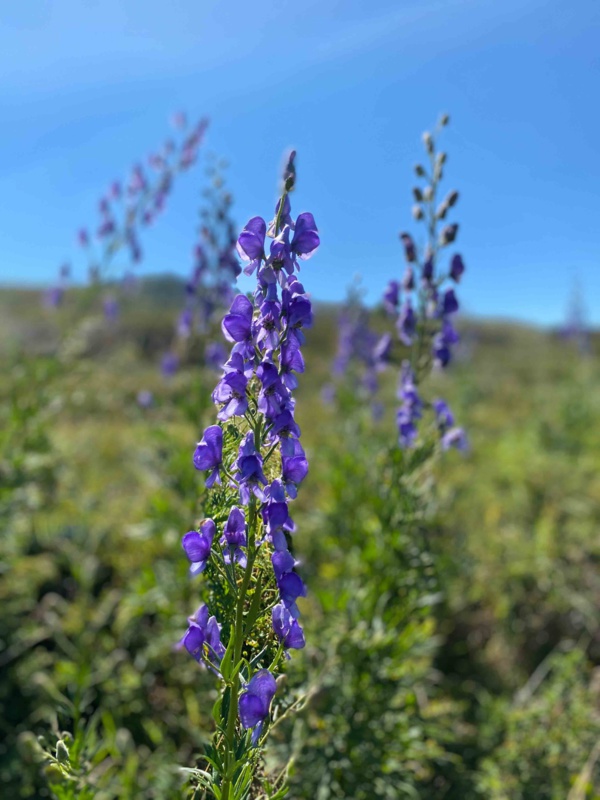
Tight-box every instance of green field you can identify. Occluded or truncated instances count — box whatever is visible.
[2,280,600,799]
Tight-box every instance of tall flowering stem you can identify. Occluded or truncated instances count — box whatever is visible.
[324,278,391,416]
[161,157,239,378]
[45,114,208,324]
[180,151,319,799]
[384,115,468,451]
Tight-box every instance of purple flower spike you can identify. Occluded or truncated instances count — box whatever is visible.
[239,669,277,733]
[182,519,215,575]
[272,603,305,649]
[290,213,320,260]
[193,425,223,488]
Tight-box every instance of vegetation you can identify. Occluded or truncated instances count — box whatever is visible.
[1,279,599,798]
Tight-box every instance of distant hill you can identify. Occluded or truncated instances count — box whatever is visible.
[0,274,597,360]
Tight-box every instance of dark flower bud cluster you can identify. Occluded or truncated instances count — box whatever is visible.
[178,156,319,796]
[383,116,467,452]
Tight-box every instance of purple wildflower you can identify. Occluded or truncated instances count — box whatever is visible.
[193,425,223,488]
[233,432,268,504]
[239,669,277,737]
[221,507,247,566]
[182,519,215,575]
[449,253,465,282]
[397,301,416,345]
[383,280,400,314]
[272,603,305,649]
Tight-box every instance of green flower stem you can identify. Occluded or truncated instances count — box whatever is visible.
[221,498,258,800]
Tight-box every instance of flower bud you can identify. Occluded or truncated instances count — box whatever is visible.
[412,187,423,202]
[439,113,450,127]
[439,223,459,245]
[446,190,459,207]
[414,164,426,177]
[412,205,424,221]
[283,149,297,192]
[422,131,434,154]
[423,186,433,202]
[56,740,70,764]
[436,202,449,220]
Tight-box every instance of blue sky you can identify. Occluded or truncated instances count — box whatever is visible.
[0,0,598,325]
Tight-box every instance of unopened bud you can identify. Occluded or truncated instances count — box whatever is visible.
[422,131,434,154]
[446,190,459,207]
[414,164,426,177]
[439,113,450,127]
[436,152,447,166]
[56,740,70,764]
[412,205,424,221]
[412,187,423,202]
[439,223,459,245]
[423,186,434,202]
[282,149,297,192]
[436,202,449,220]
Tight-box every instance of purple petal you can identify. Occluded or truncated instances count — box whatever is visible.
[239,694,266,729]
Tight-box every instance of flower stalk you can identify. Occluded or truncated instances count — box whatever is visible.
[179,150,319,799]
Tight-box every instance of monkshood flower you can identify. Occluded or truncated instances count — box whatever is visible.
[179,159,318,798]
[182,519,216,575]
[181,603,226,668]
[272,603,305,649]
[433,399,469,452]
[397,362,423,448]
[239,670,277,743]
[382,115,468,451]
[221,507,247,566]
[193,425,223,488]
